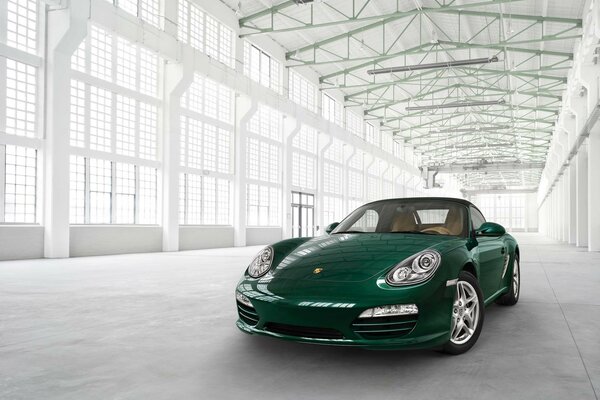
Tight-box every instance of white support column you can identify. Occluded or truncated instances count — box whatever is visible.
[161,56,193,252]
[554,176,565,242]
[44,2,88,258]
[568,94,587,245]
[364,153,374,202]
[576,141,589,247]
[316,132,333,235]
[282,119,300,239]
[343,146,355,212]
[568,163,577,244]
[556,131,569,242]
[233,95,254,247]
[589,123,600,251]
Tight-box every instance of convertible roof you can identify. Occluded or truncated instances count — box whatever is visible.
[365,197,476,208]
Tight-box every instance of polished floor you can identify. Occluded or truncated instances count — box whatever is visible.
[0,233,599,400]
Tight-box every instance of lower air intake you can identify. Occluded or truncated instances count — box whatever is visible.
[265,322,344,339]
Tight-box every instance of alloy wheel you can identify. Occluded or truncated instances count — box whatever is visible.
[450,281,480,345]
[513,259,520,298]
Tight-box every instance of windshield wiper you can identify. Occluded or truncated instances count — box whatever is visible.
[333,230,366,234]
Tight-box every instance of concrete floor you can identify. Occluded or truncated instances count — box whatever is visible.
[0,233,599,400]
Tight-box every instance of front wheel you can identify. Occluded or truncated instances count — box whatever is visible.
[441,271,484,355]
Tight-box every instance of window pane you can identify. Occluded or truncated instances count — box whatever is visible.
[69,155,86,224]
[4,145,37,223]
[89,159,112,224]
[5,59,37,137]
[115,163,136,224]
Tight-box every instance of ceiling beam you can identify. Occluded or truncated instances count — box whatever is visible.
[427,161,546,173]
[340,68,566,99]
[281,0,522,58]
[238,1,295,26]
[239,0,580,37]
[461,188,538,195]
[317,45,572,83]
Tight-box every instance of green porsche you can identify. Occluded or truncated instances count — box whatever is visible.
[235,197,520,354]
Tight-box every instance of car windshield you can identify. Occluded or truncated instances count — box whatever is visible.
[331,199,468,237]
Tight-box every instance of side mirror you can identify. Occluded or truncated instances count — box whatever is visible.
[475,222,506,237]
[325,222,339,234]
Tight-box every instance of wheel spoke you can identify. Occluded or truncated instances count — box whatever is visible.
[463,312,473,325]
[465,294,477,304]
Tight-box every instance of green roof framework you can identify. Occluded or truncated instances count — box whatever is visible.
[228,0,586,190]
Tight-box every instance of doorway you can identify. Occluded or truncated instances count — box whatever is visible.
[291,192,315,238]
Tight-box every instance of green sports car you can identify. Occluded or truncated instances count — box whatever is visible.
[235,197,520,354]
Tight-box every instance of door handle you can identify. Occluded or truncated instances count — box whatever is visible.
[501,247,506,255]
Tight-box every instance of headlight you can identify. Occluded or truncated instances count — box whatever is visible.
[247,246,274,278]
[386,249,441,286]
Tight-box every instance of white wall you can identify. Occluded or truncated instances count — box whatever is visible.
[525,193,539,232]
[179,226,234,250]
[69,226,163,257]
[246,228,282,246]
[0,227,44,260]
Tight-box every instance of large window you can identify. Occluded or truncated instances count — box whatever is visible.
[291,126,317,190]
[5,0,38,54]
[245,104,282,226]
[69,156,157,224]
[381,132,393,153]
[322,139,345,224]
[473,194,526,231]
[394,140,404,160]
[1,0,40,224]
[243,42,281,93]
[178,0,235,69]
[382,166,394,199]
[179,74,234,225]
[366,160,382,202]
[346,111,363,138]
[179,174,231,225]
[0,145,37,223]
[365,122,378,146]
[289,70,317,113]
[348,152,364,204]
[69,25,160,224]
[322,94,342,126]
[105,0,162,29]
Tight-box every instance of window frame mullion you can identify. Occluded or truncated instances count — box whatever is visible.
[84,157,91,223]
[0,145,6,223]
[111,161,117,224]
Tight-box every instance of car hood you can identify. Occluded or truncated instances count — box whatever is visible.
[269,233,464,284]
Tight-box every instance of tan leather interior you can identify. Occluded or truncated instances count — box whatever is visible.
[445,207,465,235]
[391,211,417,232]
[391,207,465,235]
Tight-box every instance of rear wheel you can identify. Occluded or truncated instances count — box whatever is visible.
[495,255,520,306]
[441,271,484,355]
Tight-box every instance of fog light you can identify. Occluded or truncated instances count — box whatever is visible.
[236,292,253,308]
[358,304,418,318]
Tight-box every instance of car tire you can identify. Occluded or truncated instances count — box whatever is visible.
[495,254,520,306]
[441,271,485,355]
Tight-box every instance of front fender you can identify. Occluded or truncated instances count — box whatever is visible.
[438,243,480,283]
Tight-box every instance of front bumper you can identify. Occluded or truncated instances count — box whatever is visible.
[235,276,457,350]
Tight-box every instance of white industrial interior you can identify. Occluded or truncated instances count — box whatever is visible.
[0,0,599,399]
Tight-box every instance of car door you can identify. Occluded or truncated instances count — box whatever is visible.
[471,207,506,300]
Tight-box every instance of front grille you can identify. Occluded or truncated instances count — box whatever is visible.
[265,322,344,339]
[351,314,418,339]
[237,301,259,326]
